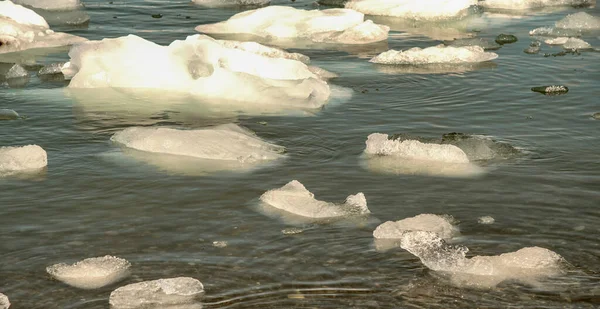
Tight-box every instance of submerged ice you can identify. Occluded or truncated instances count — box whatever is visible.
[345,0,477,20]
[365,133,470,163]
[260,180,370,219]
[63,34,332,108]
[195,6,389,45]
[0,145,47,175]
[109,277,204,309]
[370,45,498,65]
[46,255,131,289]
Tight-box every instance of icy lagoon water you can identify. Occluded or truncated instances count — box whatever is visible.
[1,0,600,308]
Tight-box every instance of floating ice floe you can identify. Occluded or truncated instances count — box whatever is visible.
[192,0,270,7]
[0,145,47,175]
[260,180,370,219]
[109,277,204,309]
[46,255,131,289]
[530,12,600,37]
[345,0,478,20]
[63,34,333,109]
[11,0,83,11]
[370,45,498,65]
[399,230,565,288]
[478,0,595,10]
[111,124,285,175]
[0,1,87,54]
[374,214,459,240]
[0,293,9,309]
[195,6,389,45]
[365,133,470,163]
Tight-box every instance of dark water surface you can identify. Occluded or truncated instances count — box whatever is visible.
[1,1,599,308]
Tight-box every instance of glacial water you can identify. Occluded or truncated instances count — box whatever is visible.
[1,1,599,308]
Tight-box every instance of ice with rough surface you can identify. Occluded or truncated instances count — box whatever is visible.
[479,0,595,10]
[374,214,459,240]
[109,277,204,309]
[0,145,47,174]
[192,0,270,7]
[399,231,564,288]
[5,64,27,79]
[195,6,389,45]
[530,12,600,36]
[365,133,469,163]
[0,1,87,54]
[260,180,370,218]
[562,37,591,49]
[38,62,65,75]
[63,34,331,108]
[0,293,9,309]
[345,0,477,19]
[12,0,83,11]
[46,256,131,289]
[370,45,498,65]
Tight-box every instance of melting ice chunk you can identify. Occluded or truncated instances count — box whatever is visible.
[562,37,591,49]
[195,6,389,45]
[530,12,600,37]
[192,0,270,7]
[0,293,9,309]
[109,277,204,309]
[5,64,28,79]
[345,0,477,20]
[374,214,459,240]
[370,45,498,65]
[0,109,20,120]
[0,145,47,175]
[479,0,595,10]
[477,216,495,224]
[46,255,131,289]
[260,180,370,219]
[11,0,83,11]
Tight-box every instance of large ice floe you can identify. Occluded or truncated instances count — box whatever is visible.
[398,231,565,288]
[345,0,478,20]
[259,180,370,221]
[0,1,87,54]
[195,6,389,45]
[46,255,131,289]
[110,124,285,175]
[62,34,334,110]
[0,145,47,176]
[530,12,600,37]
[478,0,595,10]
[0,293,9,309]
[370,45,498,65]
[109,277,204,309]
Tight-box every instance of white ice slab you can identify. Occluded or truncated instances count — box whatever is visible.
[46,255,131,289]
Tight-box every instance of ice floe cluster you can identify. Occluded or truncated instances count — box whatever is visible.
[195,6,389,45]
[530,12,600,37]
[46,255,131,289]
[0,145,47,176]
[110,277,204,309]
[0,1,86,54]
[370,45,498,65]
[345,0,478,20]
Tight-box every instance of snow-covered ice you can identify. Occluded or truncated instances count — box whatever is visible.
[0,145,47,175]
[374,214,459,240]
[192,0,270,7]
[399,231,564,288]
[46,255,131,289]
[63,34,332,109]
[370,45,498,65]
[530,12,600,36]
[345,0,477,20]
[5,64,27,79]
[260,180,370,219]
[109,277,204,309]
[195,6,389,45]
[0,1,87,54]
[0,293,9,309]
[11,0,83,11]
[479,0,595,10]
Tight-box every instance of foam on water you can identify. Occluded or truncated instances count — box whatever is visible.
[479,0,595,10]
[370,45,498,65]
[345,0,477,20]
[0,293,9,309]
[529,12,600,36]
[195,6,389,45]
[46,255,131,289]
[63,34,331,108]
[11,0,83,11]
[439,132,520,161]
[374,214,459,240]
[545,37,569,44]
[0,145,47,175]
[399,231,565,288]
[109,277,204,309]
[260,180,370,219]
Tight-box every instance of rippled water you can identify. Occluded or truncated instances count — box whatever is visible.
[1,1,600,308]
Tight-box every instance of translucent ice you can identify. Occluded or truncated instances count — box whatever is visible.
[46,255,131,289]
[195,6,389,45]
[562,37,591,49]
[479,0,595,10]
[11,0,83,11]
[0,145,47,174]
[370,45,498,65]
[0,293,9,309]
[5,64,27,79]
[545,37,569,44]
[477,216,495,224]
[345,0,477,20]
[260,180,370,218]
[192,0,270,7]
[63,34,331,109]
[365,133,469,163]
[530,12,600,36]
[109,277,204,309]
[374,214,459,240]
[399,231,564,288]
[440,132,520,161]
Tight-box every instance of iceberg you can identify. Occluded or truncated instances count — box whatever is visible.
[345,0,478,20]
[0,1,87,54]
[371,45,498,65]
[63,34,332,109]
[479,0,595,10]
[195,6,389,45]
[11,0,83,11]
[374,214,459,240]
[46,255,131,289]
[0,145,47,175]
[530,12,600,36]
[0,293,9,309]
[109,277,204,309]
[260,180,370,219]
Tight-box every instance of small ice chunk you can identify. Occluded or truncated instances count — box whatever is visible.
[545,37,569,45]
[212,241,228,248]
[365,133,469,163]
[530,12,600,37]
[477,216,495,224]
[46,255,131,289]
[109,277,204,309]
[111,124,285,164]
[0,145,47,174]
[531,85,568,94]
[370,45,498,65]
[38,62,65,76]
[5,64,28,79]
[479,0,594,10]
[374,214,459,240]
[562,37,591,50]
[12,0,83,11]
[0,109,20,120]
[0,293,9,309]
[345,0,477,20]
[260,180,370,218]
[192,0,270,7]
[195,6,389,45]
